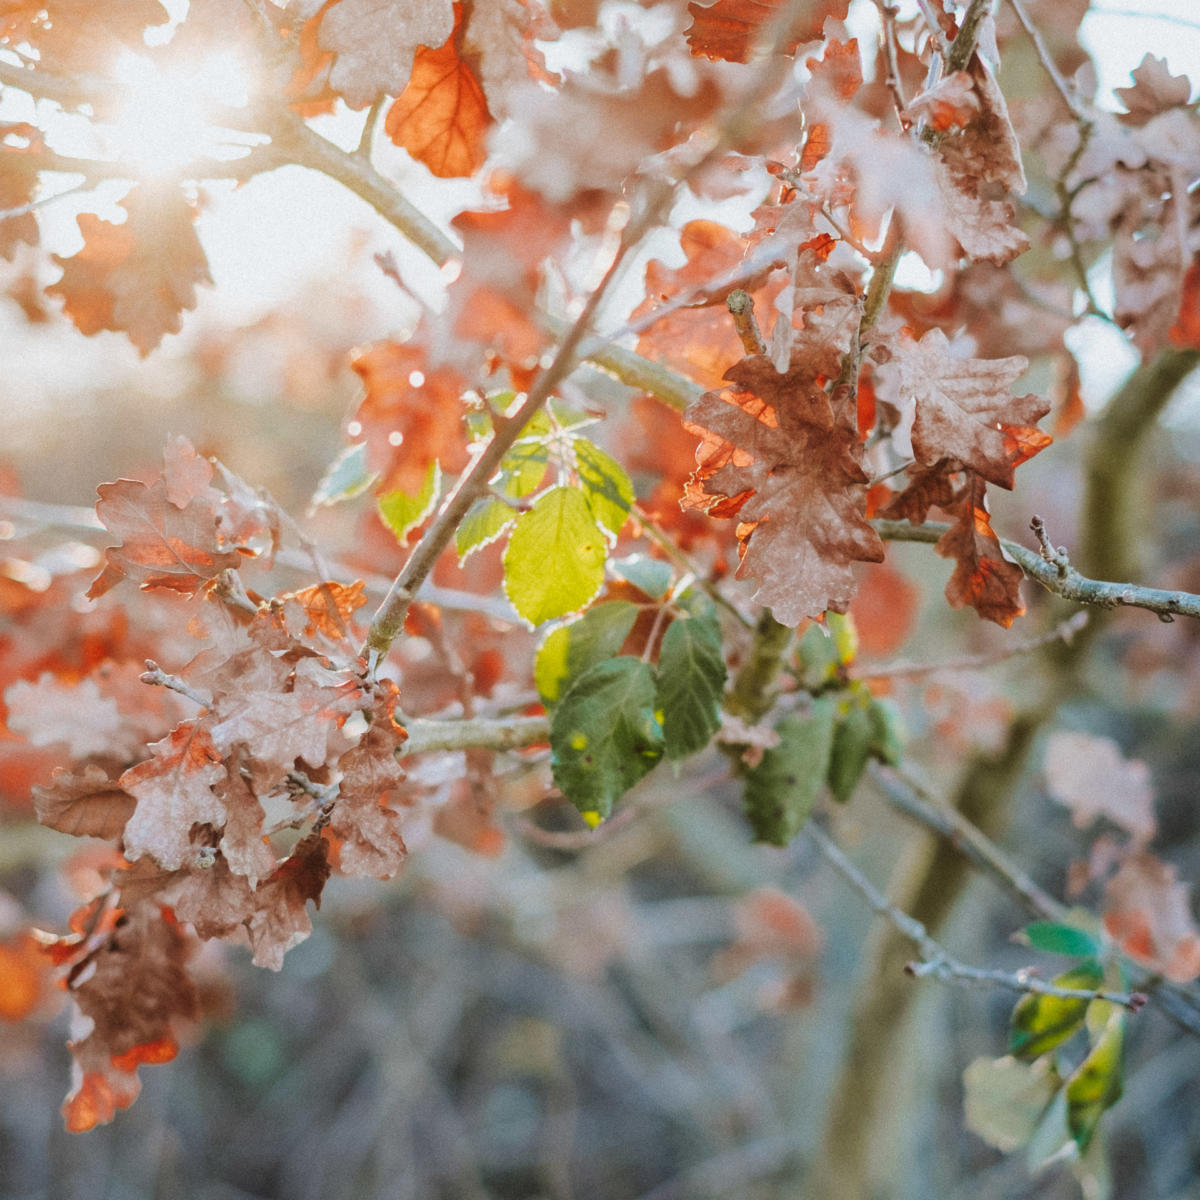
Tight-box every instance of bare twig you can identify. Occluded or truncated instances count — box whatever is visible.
[852,611,1089,681]
[400,713,549,757]
[727,289,767,356]
[1006,0,1087,121]
[805,822,1146,1011]
[140,660,212,708]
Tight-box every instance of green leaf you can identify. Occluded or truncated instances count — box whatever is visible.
[656,614,726,761]
[503,487,607,625]
[456,495,515,560]
[743,698,837,845]
[377,461,440,542]
[611,554,673,600]
[498,438,549,499]
[310,441,377,509]
[550,657,664,820]
[1022,921,1103,960]
[962,1056,1060,1153]
[534,601,640,705]
[574,438,635,537]
[1065,1003,1124,1151]
[828,694,874,804]
[1010,960,1104,1060]
[826,611,858,665]
[795,623,839,688]
[866,697,904,765]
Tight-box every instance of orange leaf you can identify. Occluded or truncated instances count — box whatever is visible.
[385,5,491,178]
[0,933,47,1020]
[686,0,849,63]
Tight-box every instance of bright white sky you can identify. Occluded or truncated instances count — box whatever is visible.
[0,1,1198,420]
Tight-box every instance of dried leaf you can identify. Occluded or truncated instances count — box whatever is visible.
[1044,731,1156,844]
[245,833,331,970]
[1116,55,1193,127]
[32,764,136,840]
[1103,851,1200,983]
[48,187,211,356]
[685,0,848,63]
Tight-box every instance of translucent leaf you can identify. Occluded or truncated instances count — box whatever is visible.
[866,696,904,765]
[963,1055,1060,1153]
[456,495,515,560]
[534,601,639,704]
[1010,960,1103,1060]
[1065,1003,1124,1151]
[743,699,837,845]
[611,554,673,600]
[310,441,377,509]
[550,658,664,820]
[656,614,726,761]
[377,461,440,542]
[575,437,635,537]
[503,487,607,625]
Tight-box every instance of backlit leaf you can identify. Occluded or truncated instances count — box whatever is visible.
[378,460,441,542]
[456,495,516,560]
[503,487,607,625]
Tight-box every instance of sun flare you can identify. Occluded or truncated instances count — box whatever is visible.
[104,48,257,177]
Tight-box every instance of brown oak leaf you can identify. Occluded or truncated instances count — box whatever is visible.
[311,0,456,109]
[1116,54,1193,127]
[120,722,227,871]
[87,477,244,599]
[685,0,848,63]
[32,763,136,840]
[1104,851,1200,983]
[331,718,408,878]
[0,123,40,259]
[873,327,1049,489]
[245,833,331,970]
[62,903,197,1131]
[1044,730,1156,844]
[935,475,1025,627]
[48,187,212,356]
[684,352,884,623]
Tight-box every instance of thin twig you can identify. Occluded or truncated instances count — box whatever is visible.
[140,660,213,708]
[852,611,1089,681]
[1006,0,1087,121]
[805,822,1146,1011]
[874,517,1200,621]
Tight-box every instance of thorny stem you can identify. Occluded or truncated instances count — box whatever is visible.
[804,823,1146,1011]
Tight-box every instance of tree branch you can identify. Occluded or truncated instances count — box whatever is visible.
[873,517,1200,621]
[805,822,1145,1011]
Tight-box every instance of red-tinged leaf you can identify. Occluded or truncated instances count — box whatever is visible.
[685,0,848,63]
[1116,54,1193,127]
[331,719,408,878]
[385,4,491,178]
[927,63,1030,265]
[245,833,331,970]
[1044,731,1156,843]
[848,562,920,657]
[161,432,218,509]
[62,903,197,1129]
[120,722,227,871]
[1169,256,1200,349]
[1104,852,1200,983]
[685,351,884,623]
[48,187,211,356]
[900,70,980,132]
[879,459,960,525]
[214,759,277,883]
[806,37,862,102]
[209,657,363,786]
[171,853,256,940]
[874,327,1049,489]
[310,0,456,108]
[935,476,1025,627]
[0,123,41,259]
[280,580,367,641]
[32,764,136,840]
[0,932,48,1020]
[88,477,243,599]
[351,340,471,494]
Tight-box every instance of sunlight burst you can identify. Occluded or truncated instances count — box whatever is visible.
[104,49,256,177]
